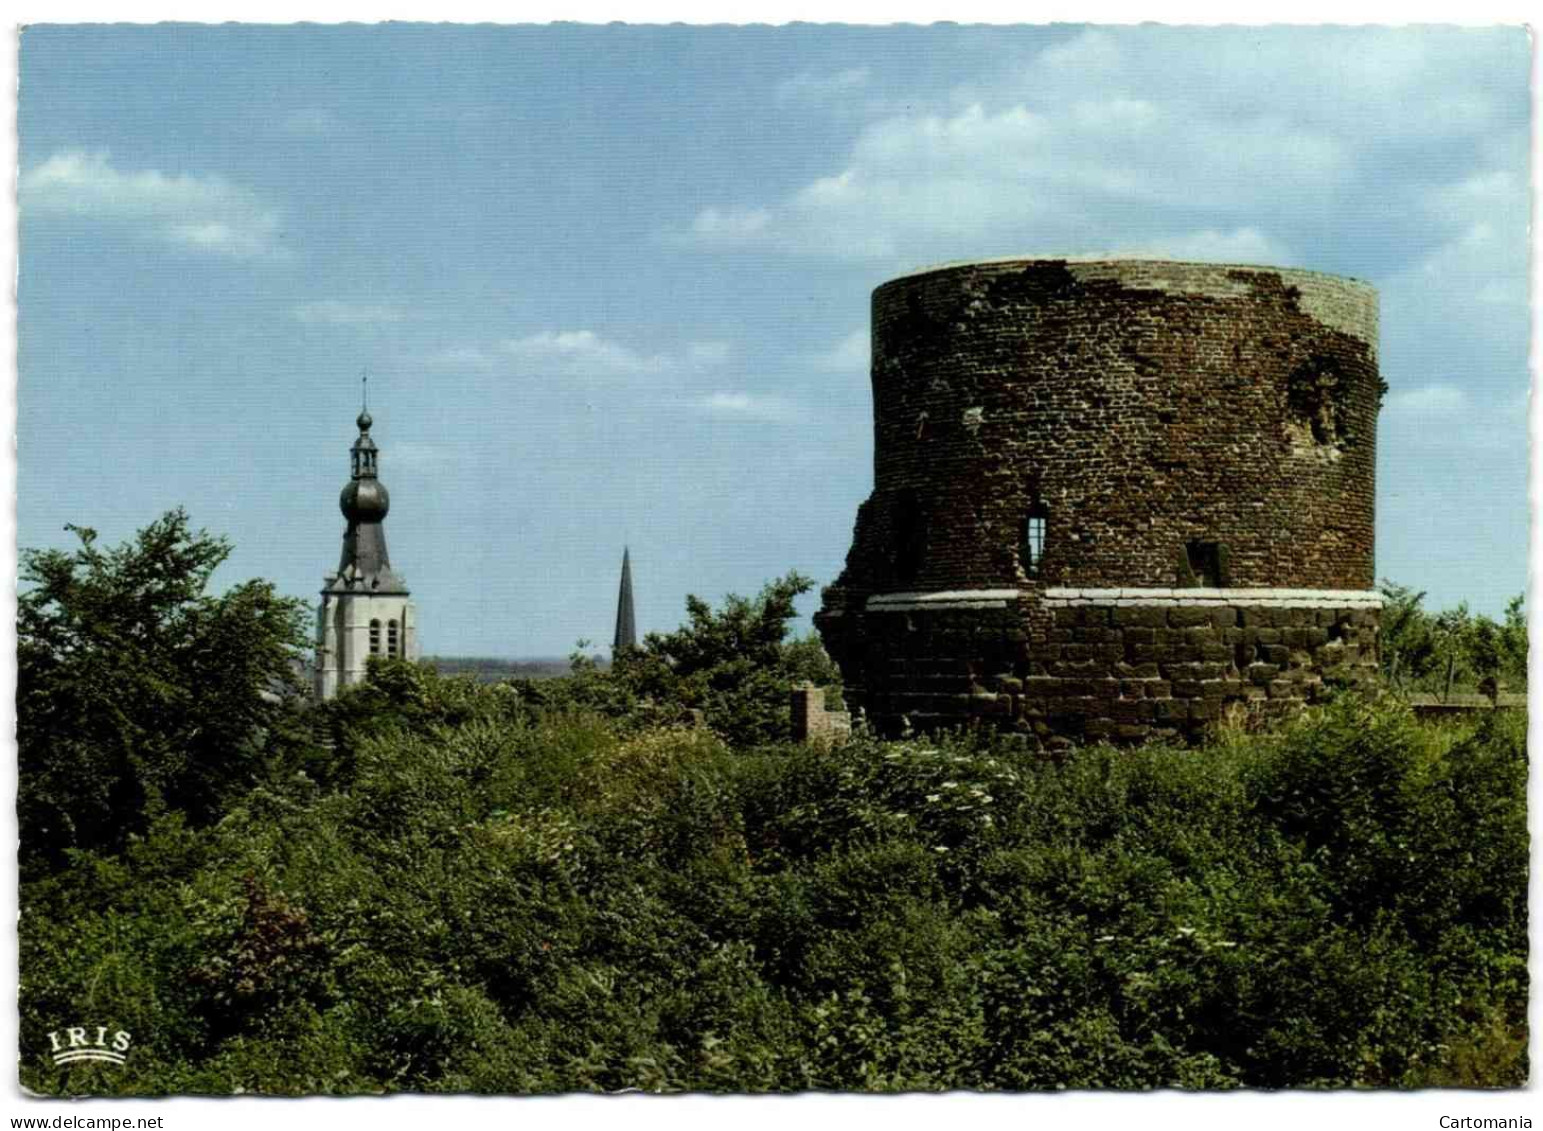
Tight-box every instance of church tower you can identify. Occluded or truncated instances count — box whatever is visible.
[613,547,637,650]
[314,397,419,699]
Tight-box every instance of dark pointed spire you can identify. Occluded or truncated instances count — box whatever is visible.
[613,547,637,650]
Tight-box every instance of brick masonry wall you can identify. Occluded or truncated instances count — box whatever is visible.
[816,258,1384,740]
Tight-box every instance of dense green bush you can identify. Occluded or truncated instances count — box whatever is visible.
[20,684,1527,1094]
[16,517,1525,1092]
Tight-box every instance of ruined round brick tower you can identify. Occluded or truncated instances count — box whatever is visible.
[815,258,1384,744]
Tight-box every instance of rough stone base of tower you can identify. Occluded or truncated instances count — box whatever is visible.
[817,588,1380,746]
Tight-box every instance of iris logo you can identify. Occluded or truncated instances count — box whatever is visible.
[46,1026,132,1066]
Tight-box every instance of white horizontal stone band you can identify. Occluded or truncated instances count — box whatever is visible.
[862,587,1383,613]
[1043,587,1383,609]
[868,589,1021,612]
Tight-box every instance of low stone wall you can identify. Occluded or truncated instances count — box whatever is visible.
[791,682,852,747]
[839,588,1381,746]
[1407,693,1526,718]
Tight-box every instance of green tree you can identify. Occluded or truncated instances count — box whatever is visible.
[18,509,311,872]
[1378,581,1526,696]
[1474,594,1527,693]
[613,571,841,746]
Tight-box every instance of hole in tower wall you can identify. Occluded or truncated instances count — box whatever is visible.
[1287,357,1344,447]
[1184,542,1230,588]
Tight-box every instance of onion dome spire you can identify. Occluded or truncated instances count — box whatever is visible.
[356,370,373,433]
[327,376,408,594]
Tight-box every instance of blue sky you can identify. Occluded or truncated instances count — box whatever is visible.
[17,24,1532,657]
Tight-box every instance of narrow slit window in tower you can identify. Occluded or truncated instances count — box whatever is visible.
[388,619,399,657]
[894,489,927,585]
[369,619,382,654]
[1022,505,1048,577]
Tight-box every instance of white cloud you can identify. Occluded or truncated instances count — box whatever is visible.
[1109,228,1293,266]
[389,441,453,470]
[1381,382,1524,454]
[1385,384,1467,416]
[680,98,1338,263]
[1405,168,1529,315]
[695,392,799,423]
[21,150,284,259]
[1377,151,1529,396]
[1425,169,1519,215]
[687,341,733,365]
[435,327,734,379]
[776,67,870,106]
[690,207,772,242]
[283,108,340,135]
[677,27,1524,268]
[293,300,406,325]
[499,329,667,376]
[814,329,870,372]
[1019,27,1519,142]
[1036,29,1123,73]
[425,346,498,371]
[430,331,731,381]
